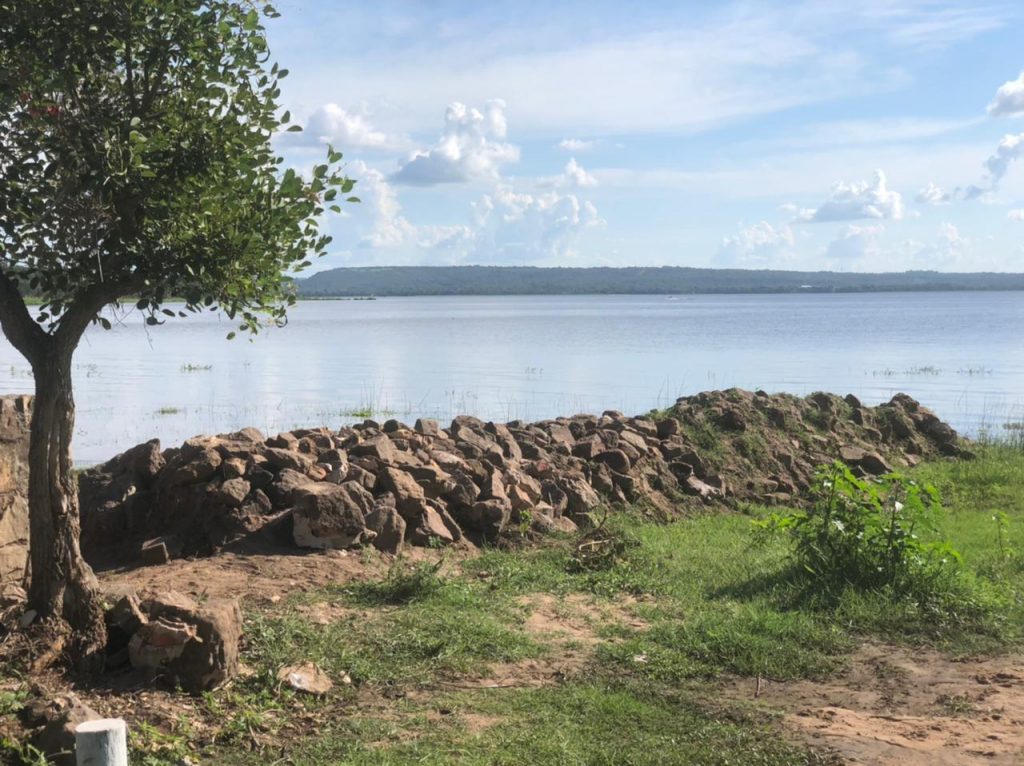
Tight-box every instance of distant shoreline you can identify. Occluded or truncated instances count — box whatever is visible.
[297,265,1024,298]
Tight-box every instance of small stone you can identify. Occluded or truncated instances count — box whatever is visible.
[277,662,333,695]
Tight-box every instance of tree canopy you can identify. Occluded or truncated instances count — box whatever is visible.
[0,0,354,350]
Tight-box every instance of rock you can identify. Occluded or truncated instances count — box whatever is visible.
[365,503,406,555]
[349,435,397,463]
[267,432,299,449]
[560,475,601,518]
[292,483,374,550]
[469,499,511,540]
[264,447,313,473]
[277,662,333,695]
[859,452,893,476]
[168,447,222,485]
[140,535,181,565]
[132,591,242,693]
[414,418,442,436]
[120,438,165,480]
[267,468,314,506]
[217,478,251,508]
[380,466,426,514]
[221,457,247,480]
[592,449,631,474]
[26,693,101,766]
[345,463,377,491]
[407,505,455,546]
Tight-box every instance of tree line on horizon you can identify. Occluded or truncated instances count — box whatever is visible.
[297,265,1024,297]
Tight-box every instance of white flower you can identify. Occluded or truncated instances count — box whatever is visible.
[894,501,904,512]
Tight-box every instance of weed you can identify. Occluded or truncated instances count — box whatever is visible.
[756,462,958,595]
[347,558,446,606]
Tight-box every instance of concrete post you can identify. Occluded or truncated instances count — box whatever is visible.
[75,718,128,766]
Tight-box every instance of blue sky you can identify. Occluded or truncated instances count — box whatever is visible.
[268,1,1024,272]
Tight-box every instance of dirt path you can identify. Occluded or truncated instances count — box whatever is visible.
[721,643,1024,765]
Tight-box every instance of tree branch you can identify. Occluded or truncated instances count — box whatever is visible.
[55,275,144,353]
[0,267,47,365]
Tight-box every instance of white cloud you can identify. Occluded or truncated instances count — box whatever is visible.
[392,100,520,185]
[905,222,971,269]
[915,182,952,206]
[984,133,1024,187]
[1009,209,1024,222]
[558,138,599,152]
[541,158,598,189]
[797,170,904,223]
[825,224,884,262]
[469,185,605,263]
[988,72,1024,118]
[716,222,796,266]
[346,161,471,251]
[302,104,407,151]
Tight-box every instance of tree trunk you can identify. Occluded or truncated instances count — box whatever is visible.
[27,348,106,669]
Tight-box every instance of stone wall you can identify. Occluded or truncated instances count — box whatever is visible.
[0,395,32,584]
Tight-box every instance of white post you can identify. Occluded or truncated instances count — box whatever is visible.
[75,718,129,766]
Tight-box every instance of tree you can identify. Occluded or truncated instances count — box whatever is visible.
[0,0,354,666]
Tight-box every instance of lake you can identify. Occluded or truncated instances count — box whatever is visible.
[1,292,1022,465]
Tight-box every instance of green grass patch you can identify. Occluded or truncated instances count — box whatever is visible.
[212,681,833,766]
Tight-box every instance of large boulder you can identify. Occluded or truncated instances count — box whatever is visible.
[129,591,242,693]
[292,482,374,550]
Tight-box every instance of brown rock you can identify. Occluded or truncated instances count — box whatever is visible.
[134,591,242,693]
[365,502,406,555]
[349,434,398,463]
[264,447,314,473]
[592,449,631,474]
[292,483,374,549]
[169,447,222,485]
[217,477,251,508]
[26,693,100,766]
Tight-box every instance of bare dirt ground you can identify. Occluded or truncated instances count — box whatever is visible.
[721,642,1024,765]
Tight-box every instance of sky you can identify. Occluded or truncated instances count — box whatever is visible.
[267,1,1024,273]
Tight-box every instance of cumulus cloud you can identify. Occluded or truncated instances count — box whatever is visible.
[349,159,602,264]
[898,223,972,270]
[983,132,1024,187]
[962,132,1024,199]
[392,100,520,185]
[825,224,884,263]
[988,72,1024,117]
[302,104,406,151]
[541,158,598,189]
[347,161,471,250]
[1009,209,1024,222]
[558,138,599,152]
[796,170,904,223]
[716,222,796,266]
[915,182,952,206]
[469,185,605,262]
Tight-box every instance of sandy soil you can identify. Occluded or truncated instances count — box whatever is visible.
[721,642,1024,765]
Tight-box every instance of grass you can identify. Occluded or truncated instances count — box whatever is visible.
[4,446,1023,764]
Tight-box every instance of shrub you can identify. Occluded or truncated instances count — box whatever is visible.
[757,461,960,595]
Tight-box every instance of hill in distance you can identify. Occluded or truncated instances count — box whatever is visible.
[297,265,1024,297]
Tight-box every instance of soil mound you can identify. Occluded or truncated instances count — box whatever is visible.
[78,389,965,568]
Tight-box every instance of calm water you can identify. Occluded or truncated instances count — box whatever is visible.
[1,292,1022,465]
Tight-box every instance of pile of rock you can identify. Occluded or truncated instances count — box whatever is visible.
[78,389,966,565]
